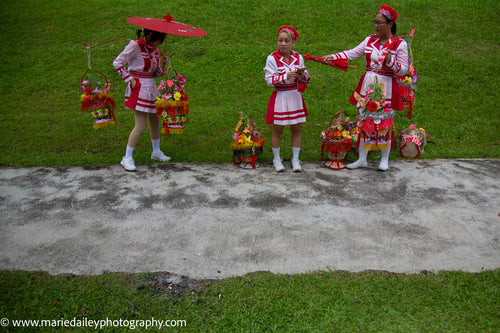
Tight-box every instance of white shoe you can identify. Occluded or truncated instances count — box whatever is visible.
[378,160,389,171]
[346,160,368,170]
[151,151,171,162]
[120,157,136,171]
[292,158,302,172]
[273,158,285,172]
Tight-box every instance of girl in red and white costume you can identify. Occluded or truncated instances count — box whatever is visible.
[113,29,170,171]
[265,26,310,172]
[324,5,408,171]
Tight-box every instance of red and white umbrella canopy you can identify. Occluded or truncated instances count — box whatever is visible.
[127,14,206,37]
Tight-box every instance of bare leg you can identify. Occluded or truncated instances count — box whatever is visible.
[271,125,285,148]
[127,110,148,148]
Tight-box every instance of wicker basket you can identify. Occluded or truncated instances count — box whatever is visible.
[321,111,353,169]
[397,126,427,158]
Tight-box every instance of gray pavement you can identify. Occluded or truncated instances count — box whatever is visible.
[0,159,499,279]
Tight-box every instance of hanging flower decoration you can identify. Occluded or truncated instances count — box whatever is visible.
[79,75,116,129]
[398,63,418,104]
[157,73,189,103]
[155,72,190,135]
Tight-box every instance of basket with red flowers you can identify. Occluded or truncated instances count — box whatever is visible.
[321,110,357,169]
[156,70,190,135]
[230,113,264,169]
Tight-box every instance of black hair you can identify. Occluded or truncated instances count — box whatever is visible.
[137,29,166,45]
[391,21,397,34]
[381,14,397,35]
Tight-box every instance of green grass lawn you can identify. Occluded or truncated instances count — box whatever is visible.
[1,270,499,332]
[0,0,499,331]
[0,0,498,166]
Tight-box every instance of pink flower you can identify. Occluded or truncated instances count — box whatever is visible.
[167,80,174,87]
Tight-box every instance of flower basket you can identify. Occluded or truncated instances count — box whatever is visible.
[156,99,190,135]
[156,69,189,135]
[80,73,116,129]
[320,110,355,169]
[397,124,428,158]
[230,114,264,169]
[353,78,395,151]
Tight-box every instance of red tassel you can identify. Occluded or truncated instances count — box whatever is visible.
[391,126,395,149]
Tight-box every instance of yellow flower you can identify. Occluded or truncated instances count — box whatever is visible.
[342,130,351,139]
[174,92,181,101]
[353,92,361,102]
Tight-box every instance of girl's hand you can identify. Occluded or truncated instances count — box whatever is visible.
[323,54,334,60]
[384,53,392,66]
[159,54,168,69]
[287,70,299,79]
[130,79,137,89]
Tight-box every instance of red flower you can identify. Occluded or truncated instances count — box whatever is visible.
[367,101,379,112]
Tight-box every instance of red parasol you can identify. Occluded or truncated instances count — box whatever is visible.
[304,53,355,71]
[127,14,207,37]
[127,14,206,56]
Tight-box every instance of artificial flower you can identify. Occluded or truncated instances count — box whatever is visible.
[158,74,189,103]
[231,113,263,149]
[367,101,379,112]
[357,79,387,113]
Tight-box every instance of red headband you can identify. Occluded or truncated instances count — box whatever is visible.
[277,26,299,41]
[378,4,398,21]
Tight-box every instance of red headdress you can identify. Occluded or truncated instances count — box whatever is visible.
[277,26,299,41]
[378,4,398,21]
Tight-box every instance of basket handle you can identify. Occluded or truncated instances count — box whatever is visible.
[80,42,109,85]
[328,110,347,128]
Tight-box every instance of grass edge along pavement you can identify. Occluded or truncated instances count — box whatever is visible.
[0,269,499,331]
[0,0,499,166]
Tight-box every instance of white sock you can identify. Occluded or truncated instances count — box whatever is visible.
[272,147,281,161]
[380,142,391,164]
[151,138,160,154]
[125,145,134,159]
[292,147,300,160]
[357,139,368,163]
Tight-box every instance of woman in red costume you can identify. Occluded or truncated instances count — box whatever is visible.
[113,29,170,171]
[324,5,408,171]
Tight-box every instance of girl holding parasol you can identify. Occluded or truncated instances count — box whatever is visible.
[323,4,408,171]
[113,15,206,171]
[113,29,169,171]
[264,26,310,172]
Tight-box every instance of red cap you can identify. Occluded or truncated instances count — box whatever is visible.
[277,26,299,41]
[378,4,398,21]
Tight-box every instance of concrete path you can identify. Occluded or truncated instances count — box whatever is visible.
[0,159,499,279]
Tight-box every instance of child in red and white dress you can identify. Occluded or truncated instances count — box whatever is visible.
[264,26,310,172]
[324,5,408,171]
[113,29,170,171]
